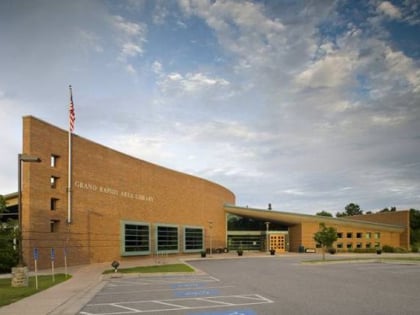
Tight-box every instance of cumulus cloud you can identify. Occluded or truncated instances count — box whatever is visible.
[1,0,419,212]
[294,54,356,89]
[377,1,402,19]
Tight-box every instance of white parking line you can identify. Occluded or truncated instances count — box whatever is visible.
[80,294,273,315]
[105,275,219,288]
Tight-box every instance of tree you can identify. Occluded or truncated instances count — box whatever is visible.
[313,223,338,261]
[336,203,363,217]
[0,195,19,272]
[316,211,333,217]
[410,209,420,246]
[380,207,397,213]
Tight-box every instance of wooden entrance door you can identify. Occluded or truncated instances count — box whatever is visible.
[270,234,286,253]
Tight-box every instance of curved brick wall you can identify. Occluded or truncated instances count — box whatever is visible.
[22,116,235,268]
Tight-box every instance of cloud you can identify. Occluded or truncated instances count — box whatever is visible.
[111,15,147,72]
[1,0,419,213]
[384,46,420,92]
[294,53,356,89]
[157,70,230,96]
[377,1,402,19]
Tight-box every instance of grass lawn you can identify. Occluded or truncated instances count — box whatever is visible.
[303,256,420,264]
[0,274,71,307]
[103,263,195,274]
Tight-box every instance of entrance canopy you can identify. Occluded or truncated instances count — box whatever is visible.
[224,204,405,232]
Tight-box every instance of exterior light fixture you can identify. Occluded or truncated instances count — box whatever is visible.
[17,154,41,266]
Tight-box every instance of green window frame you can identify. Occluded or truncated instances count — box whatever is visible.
[184,226,204,252]
[121,221,150,256]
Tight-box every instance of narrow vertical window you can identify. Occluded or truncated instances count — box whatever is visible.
[50,198,59,211]
[50,155,59,167]
[50,220,58,232]
[50,176,59,188]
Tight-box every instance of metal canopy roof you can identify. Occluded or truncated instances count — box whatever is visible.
[224,204,405,232]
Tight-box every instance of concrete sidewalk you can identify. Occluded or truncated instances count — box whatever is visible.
[0,254,194,315]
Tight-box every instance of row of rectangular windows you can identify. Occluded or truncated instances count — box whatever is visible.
[337,232,380,239]
[336,242,381,249]
[123,223,204,255]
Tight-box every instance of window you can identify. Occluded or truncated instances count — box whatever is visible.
[366,232,371,239]
[337,243,343,249]
[122,222,150,255]
[50,176,59,188]
[50,220,59,232]
[347,243,353,249]
[356,243,362,249]
[50,198,59,211]
[337,232,343,238]
[366,242,371,248]
[157,225,178,252]
[184,227,204,252]
[375,242,381,248]
[374,232,381,239]
[356,232,362,238]
[50,155,59,167]
[346,232,353,238]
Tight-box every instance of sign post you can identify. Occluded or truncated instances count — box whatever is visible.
[33,248,39,290]
[50,248,55,282]
[64,247,68,278]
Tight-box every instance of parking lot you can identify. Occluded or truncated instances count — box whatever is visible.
[79,256,420,315]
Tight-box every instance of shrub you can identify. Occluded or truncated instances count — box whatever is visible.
[328,248,336,254]
[353,248,376,253]
[0,227,18,273]
[411,245,419,253]
[382,245,394,253]
[394,247,408,253]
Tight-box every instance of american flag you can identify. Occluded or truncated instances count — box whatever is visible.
[69,85,75,132]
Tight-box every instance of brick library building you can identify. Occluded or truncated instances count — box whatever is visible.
[4,116,410,269]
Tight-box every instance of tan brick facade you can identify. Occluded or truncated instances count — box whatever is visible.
[225,205,409,253]
[21,116,235,269]
[16,116,410,270]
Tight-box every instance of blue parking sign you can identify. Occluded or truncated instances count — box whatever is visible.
[33,248,38,260]
[50,248,55,261]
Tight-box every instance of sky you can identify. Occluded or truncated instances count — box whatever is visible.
[1,0,419,215]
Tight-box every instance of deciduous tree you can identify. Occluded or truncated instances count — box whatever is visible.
[336,203,363,217]
[316,211,333,217]
[313,223,338,261]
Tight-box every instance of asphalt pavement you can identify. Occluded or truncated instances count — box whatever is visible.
[1,252,420,315]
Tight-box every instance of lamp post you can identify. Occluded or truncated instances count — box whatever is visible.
[265,221,270,253]
[17,154,41,266]
[208,220,213,257]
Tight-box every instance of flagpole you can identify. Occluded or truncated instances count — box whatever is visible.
[68,85,74,224]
